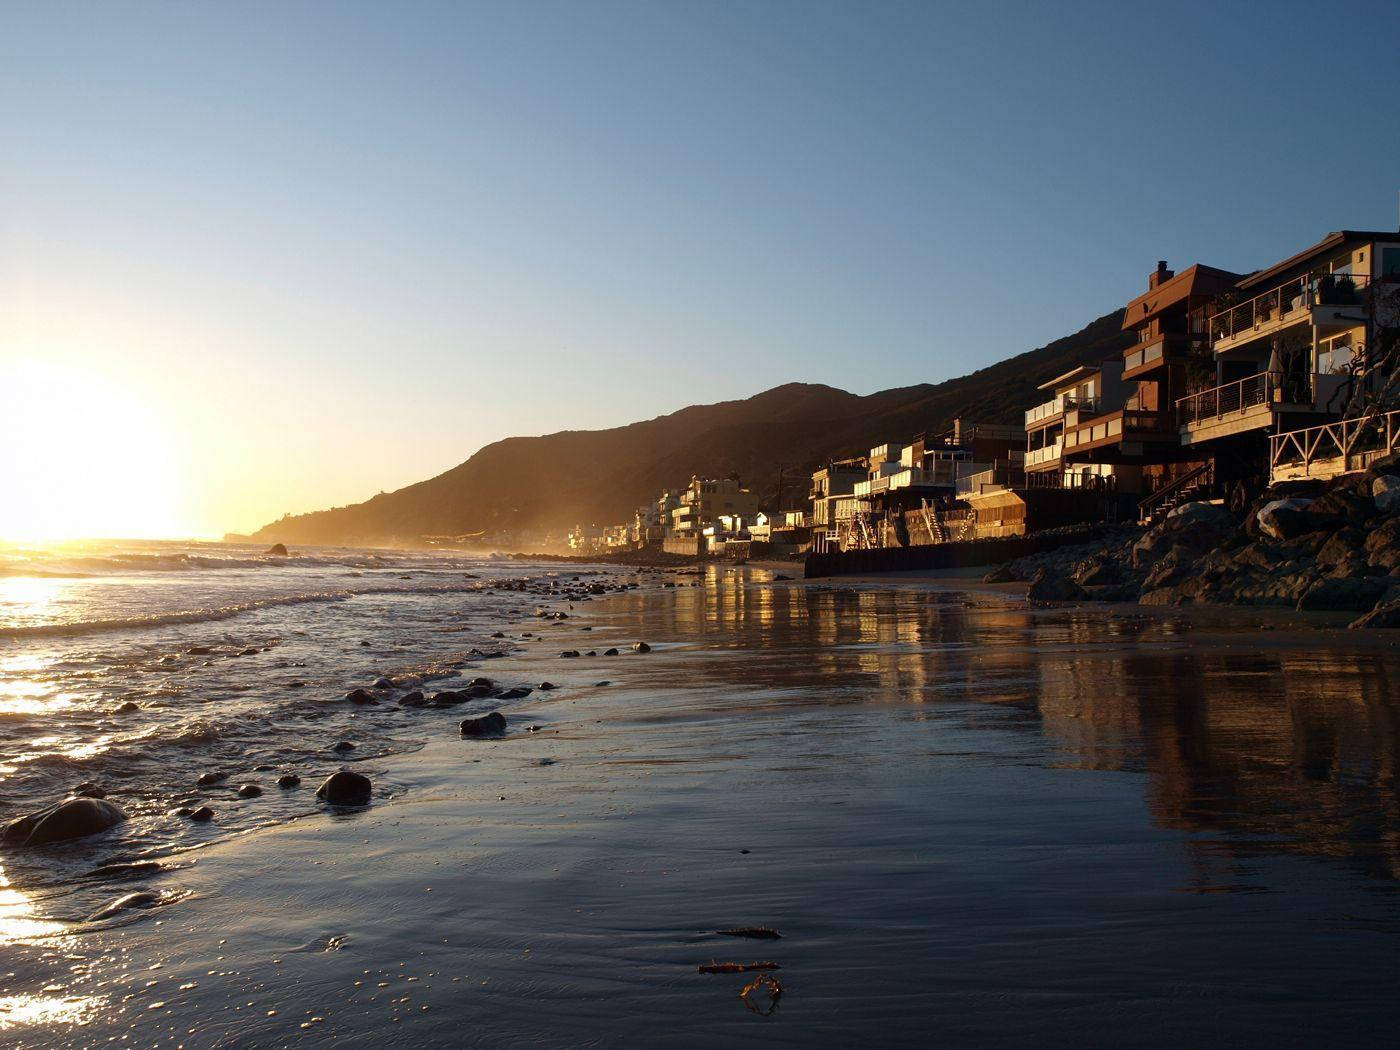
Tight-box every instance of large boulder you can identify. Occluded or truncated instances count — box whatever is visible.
[315,770,372,806]
[1316,528,1366,567]
[1296,576,1388,612]
[3,798,128,847]
[1373,475,1400,514]
[1026,568,1087,603]
[266,543,289,557]
[460,711,507,738]
[1132,501,1236,568]
[1307,475,1374,524]
[1255,499,1316,541]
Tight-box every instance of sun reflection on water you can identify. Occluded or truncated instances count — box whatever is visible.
[0,870,105,1031]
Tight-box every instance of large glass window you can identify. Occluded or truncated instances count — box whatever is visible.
[1382,247,1400,280]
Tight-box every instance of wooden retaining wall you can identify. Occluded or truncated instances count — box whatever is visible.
[803,527,1117,579]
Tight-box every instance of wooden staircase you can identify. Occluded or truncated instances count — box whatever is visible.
[1138,462,1214,525]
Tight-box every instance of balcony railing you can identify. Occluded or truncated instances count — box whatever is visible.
[1124,339,1165,373]
[1025,394,1068,427]
[1176,372,1277,426]
[1025,439,1063,467]
[1210,272,1372,343]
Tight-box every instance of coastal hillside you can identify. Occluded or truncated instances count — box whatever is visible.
[248,309,1133,547]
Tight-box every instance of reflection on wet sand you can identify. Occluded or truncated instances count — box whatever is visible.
[609,571,1400,889]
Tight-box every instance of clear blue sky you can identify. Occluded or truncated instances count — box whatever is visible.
[4,0,1400,535]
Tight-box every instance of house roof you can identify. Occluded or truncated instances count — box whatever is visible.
[1238,230,1400,290]
[1037,364,1099,392]
[1120,263,1243,330]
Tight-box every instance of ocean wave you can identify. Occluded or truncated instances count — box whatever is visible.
[0,552,405,577]
[0,580,502,640]
[0,590,358,639]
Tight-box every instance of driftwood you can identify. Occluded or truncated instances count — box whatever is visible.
[717,927,781,940]
[697,961,780,974]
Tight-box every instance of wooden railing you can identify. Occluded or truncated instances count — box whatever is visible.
[1270,408,1400,480]
[1137,461,1212,520]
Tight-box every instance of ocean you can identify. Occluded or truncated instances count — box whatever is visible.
[0,539,619,912]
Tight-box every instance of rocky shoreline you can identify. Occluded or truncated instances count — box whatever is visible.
[987,462,1400,629]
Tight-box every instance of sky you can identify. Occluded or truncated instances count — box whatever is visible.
[3,0,1400,539]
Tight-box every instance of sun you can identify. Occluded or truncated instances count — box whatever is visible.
[0,359,187,542]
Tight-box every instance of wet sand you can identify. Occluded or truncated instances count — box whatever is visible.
[9,570,1400,1047]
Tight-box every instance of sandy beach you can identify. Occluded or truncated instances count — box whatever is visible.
[7,565,1400,1047]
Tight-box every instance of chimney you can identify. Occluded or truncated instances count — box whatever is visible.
[1149,260,1173,289]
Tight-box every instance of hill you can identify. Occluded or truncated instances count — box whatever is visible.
[247,308,1132,547]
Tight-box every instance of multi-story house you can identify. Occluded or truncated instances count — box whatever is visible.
[809,458,867,552]
[670,475,760,534]
[1023,361,1137,491]
[1177,230,1400,483]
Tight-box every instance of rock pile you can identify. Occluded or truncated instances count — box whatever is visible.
[989,465,1400,627]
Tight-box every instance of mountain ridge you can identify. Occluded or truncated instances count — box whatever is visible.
[248,308,1133,546]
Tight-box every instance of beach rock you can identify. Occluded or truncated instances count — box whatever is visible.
[1373,475,1400,514]
[1072,558,1122,587]
[1316,528,1366,567]
[83,860,164,881]
[1255,499,1315,541]
[277,773,301,788]
[266,543,289,557]
[1133,502,1235,568]
[345,688,379,706]
[603,648,620,656]
[237,783,263,798]
[3,798,128,847]
[88,891,159,922]
[1296,576,1387,612]
[373,677,395,689]
[71,782,106,799]
[398,690,427,707]
[633,642,652,653]
[1309,476,1375,525]
[560,650,580,658]
[496,687,532,700]
[1351,596,1400,629]
[115,701,141,714]
[331,740,356,752]
[459,711,507,738]
[982,564,1015,584]
[316,770,372,806]
[538,682,558,690]
[1026,568,1086,603]
[196,771,228,788]
[189,806,215,822]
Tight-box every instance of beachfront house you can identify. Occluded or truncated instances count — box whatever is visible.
[670,475,760,535]
[809,458,867,552]
[1178,230,1400,485]
[1023,362,1135,491]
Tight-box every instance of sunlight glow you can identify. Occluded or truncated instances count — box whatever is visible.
[1,360,187,542]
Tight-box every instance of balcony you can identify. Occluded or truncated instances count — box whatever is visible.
[1210,273,1371,354]
[1176,372,1328,444]
[1024,438,1063,469]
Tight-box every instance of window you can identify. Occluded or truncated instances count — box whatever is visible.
[1382,247,1400,280]
[1319,333,1354,376]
